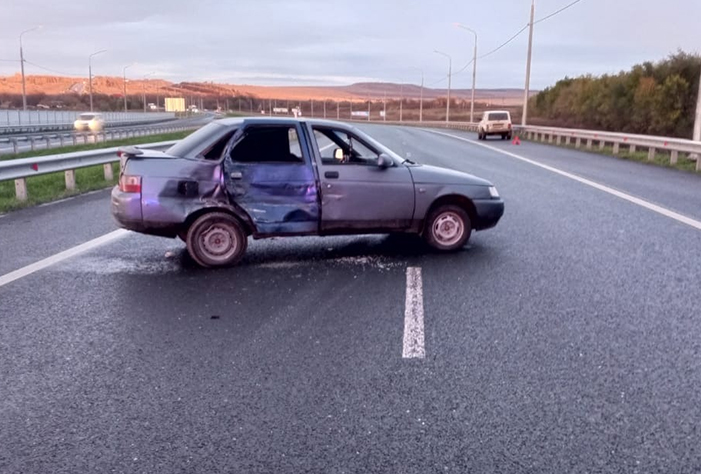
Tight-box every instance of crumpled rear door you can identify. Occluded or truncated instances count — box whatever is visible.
[223,123,320,235]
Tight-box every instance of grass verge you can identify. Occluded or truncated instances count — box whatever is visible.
[0,162,121,214]
[0,130,193,162]
[521,137,699,174]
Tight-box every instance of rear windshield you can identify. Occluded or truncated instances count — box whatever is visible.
[488,112,510,121]
[167,122,231,158]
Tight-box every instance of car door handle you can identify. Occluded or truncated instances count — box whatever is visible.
[229,171,243,180]
[325,171,339,179]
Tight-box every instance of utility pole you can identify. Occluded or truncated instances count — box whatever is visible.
[367,98,370,121]
[399,84,404,122]
[142,72,155,113]
[522,0,535,126]
[434,50,452,123]
[311,99,314,117]
[122,64,133,112]
[323,99,327,118]
[336,101,340,120]
[693,68,701,170]
[694,68,701,142]
[419,73,424,122]
[383,92,387,121]
[19,26,41,111]
[88,49,107,112]
[455,24,478,123]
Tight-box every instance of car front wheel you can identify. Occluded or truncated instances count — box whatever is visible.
[424,205,472,251]
[186,212,247,267]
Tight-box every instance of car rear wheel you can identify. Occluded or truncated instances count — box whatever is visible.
[424,205,472,251]
[186,212,247,268]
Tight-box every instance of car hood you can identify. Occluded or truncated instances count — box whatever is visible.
[408,164,492,186]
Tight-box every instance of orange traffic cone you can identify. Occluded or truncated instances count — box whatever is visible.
[512,136,521,145]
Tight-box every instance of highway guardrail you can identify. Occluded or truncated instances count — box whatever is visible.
[0,123,199,155]
[0,141,177,201]
[360,120,701,171]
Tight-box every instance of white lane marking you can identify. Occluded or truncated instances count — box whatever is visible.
[403,266,425,359]
[426,129,701,232]
[0,229,129,288]
[37,189,109,208]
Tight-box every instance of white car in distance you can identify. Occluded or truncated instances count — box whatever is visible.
[73,113,104,132]
[478,110,512,140]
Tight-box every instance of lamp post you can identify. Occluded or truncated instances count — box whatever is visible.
[142,72,155,113]
[88,49,107,112]
[455,23,478,123]
[434,50,452,122]
[411,67,424,122]
[19,26,42,111]
[122,63,134,112]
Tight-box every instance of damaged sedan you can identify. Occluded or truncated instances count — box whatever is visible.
[111,118,504,267]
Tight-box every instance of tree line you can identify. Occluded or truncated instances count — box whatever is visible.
[529,51,701,138]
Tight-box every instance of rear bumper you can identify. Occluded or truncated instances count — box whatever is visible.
[472,198,504,231]
[111,186,180,238]
[111,186,143,230]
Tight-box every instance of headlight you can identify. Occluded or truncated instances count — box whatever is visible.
[488,186,499,198]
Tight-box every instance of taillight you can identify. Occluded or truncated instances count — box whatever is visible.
[119,175,141,193]
[508,123,512,130]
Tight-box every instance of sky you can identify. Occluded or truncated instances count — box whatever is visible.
[0,0,699,90]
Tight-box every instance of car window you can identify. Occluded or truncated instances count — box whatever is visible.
[167,122,231,158]
[230,126,304,164]
[79,114,95,120]
[488,112,510,121]
[199,129,237,160]
[312,127,379,165]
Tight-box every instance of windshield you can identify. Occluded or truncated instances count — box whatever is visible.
[78,114,95,120]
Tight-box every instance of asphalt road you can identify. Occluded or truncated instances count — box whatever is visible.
[1,124,700,473]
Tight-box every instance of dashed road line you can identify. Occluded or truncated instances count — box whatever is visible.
[402,266,425,359]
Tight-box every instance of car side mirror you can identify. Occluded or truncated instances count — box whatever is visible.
[377,153,392,169]
[333,148,344,161]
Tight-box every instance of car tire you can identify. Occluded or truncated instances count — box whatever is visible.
[186,212,247,268]
[423,204,472,251]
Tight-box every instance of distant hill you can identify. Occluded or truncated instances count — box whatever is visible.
[0,74,531,105]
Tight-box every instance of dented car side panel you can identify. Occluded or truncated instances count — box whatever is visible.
[222,123,320,235]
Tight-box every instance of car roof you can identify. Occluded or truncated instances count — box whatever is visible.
[214,116,357,129]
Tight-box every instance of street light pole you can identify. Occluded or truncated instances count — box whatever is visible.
[456,24,478,123]
[19,26,42,111]
[142,72,155,113]
[411,67,424,122]
[522,0,535,126]
[694,67,701,142]
[88,49,106,112]
[434,50,452,122]
[122,63,133,112]
[399,84,403,122]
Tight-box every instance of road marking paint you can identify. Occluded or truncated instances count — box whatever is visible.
[0,229,129,288]
[426,129,701,232]
[37,189,109,208]
[403,266,425,359]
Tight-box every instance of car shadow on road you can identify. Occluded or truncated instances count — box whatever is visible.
[169,233,492,271]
